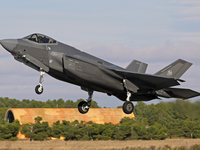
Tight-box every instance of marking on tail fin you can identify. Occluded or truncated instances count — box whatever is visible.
[154,59,192,79]
[167,70,172,77]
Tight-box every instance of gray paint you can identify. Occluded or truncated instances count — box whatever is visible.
[0,33,199,104]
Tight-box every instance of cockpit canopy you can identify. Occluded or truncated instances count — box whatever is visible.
[23,33,56,44]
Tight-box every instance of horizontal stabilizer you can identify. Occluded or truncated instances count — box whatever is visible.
[154,59,192,79]
[167,88,200,99]
[126,60,148,73]
[157,88,200,99]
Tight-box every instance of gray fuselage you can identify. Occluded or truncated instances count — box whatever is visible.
[5,37,130,100]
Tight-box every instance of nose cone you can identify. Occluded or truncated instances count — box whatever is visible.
[0,39,18,52]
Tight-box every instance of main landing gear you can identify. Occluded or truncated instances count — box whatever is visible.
[78,90,93,114]
[122,92,134,114]
[35,69,45,94]
[122,79,134,114]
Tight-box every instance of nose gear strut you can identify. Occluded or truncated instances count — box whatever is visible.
[35,69,45,94]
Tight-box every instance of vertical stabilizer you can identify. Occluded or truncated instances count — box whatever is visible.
[126,60,148,73]
[154,59,192,79]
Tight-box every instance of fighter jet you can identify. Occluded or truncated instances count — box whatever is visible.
[0,33,199,114]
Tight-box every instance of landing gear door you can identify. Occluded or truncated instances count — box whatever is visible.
[48,51,63,72]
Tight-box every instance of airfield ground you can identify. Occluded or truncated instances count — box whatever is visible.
[0,139,200,150]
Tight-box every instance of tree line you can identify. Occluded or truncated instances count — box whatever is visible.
[0,98,200,141]
[20,116,168,141]
[0,97,100,109]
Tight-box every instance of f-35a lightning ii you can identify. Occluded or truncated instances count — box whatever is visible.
[0,33,200,114]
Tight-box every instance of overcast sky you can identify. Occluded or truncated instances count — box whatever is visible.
[0,0,200,107]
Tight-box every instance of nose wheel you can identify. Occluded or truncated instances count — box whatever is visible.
[78,101,89,114]
[35,84,43,94]
[35,69,45,95]
[78,89,93,114]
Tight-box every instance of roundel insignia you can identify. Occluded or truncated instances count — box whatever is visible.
[167,70,173,76]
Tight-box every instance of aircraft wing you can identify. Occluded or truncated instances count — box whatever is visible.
[63,53,179,91]
[108,68,180,90]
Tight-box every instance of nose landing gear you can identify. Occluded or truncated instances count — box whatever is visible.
[78,89,93,114]
[35,69,45,94]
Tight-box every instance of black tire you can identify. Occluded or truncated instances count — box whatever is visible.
[122,101,134,114]
[78,101,89,114]
[35,85,43,94]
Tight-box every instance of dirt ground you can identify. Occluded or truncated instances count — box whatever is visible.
[0,139,200,150]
